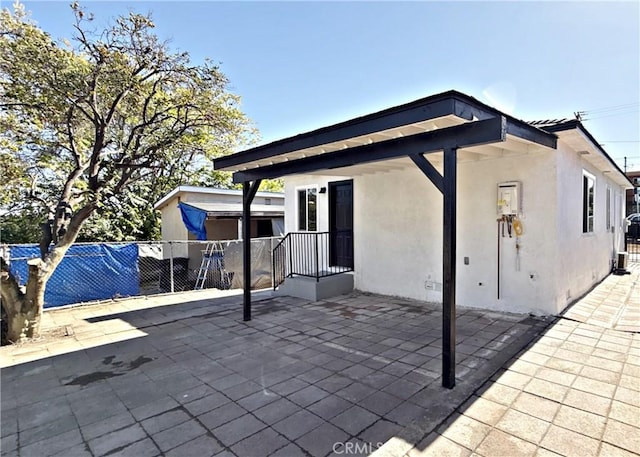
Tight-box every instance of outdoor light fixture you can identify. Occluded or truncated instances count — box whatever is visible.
[319,187,327,194]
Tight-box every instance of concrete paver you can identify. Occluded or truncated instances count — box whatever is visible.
[1,265,638,457]
[393,263,640,457]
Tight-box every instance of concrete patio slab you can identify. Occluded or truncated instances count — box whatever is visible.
[394,263,640,457]
[1,285,547,457]
[2,264,638,457]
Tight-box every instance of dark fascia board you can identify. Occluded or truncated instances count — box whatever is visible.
[452,98,556,149]
[543,120,633,186]
[232,116,506,183]
[215,90,556,171]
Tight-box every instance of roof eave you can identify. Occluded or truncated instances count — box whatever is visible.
[153,185,284,210]
[214,90,556,175]
[543,121,633,187]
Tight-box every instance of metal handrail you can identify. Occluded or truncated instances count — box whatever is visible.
[272,231,353,290]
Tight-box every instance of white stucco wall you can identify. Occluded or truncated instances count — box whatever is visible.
[284,175,349,233]
[283,145,627,315]
[353,166,444,304]
[456,151,560,314]
[352,152,560,315]
[553,141,626,313]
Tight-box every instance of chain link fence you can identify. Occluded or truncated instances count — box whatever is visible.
[1,238,280,309]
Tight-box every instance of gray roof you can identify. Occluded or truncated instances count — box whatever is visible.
[528,118,572,128]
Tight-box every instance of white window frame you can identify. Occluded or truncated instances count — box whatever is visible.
[606,185,611,231]
[582,171,595,234]
[296,185,318,231]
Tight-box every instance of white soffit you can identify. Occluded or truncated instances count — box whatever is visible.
[236,114,467,171]
[305,133,553,177]
[558,130,631,188]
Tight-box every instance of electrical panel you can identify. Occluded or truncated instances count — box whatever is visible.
[497,181,522,215]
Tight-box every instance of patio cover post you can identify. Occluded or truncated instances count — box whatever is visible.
[443,147,457,388]
[242,179,262,321]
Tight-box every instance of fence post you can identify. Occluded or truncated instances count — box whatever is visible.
[271,237,275,289]
[169,241,175,293]
[315,233,320,282]
[288,235,293,278]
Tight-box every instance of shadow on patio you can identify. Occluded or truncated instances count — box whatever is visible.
[399,264,639,457]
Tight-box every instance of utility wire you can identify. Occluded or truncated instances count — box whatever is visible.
[581,102,639,113]
[583,109,639,121]
[576,102,639,121]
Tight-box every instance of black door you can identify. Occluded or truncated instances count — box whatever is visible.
[329,180,353,268]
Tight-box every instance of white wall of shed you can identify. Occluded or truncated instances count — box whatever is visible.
[159,198,189,257]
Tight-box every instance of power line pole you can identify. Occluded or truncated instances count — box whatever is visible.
[624,156,627,173]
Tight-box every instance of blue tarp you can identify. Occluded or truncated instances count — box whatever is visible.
[178,202,207,240]
[8,244,139,308]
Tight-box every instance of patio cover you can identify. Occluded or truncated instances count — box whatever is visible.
[213,90,558,388]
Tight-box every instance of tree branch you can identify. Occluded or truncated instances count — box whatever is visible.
[65,106,82,168]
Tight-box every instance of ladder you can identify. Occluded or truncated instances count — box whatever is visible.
[194,242,230,290]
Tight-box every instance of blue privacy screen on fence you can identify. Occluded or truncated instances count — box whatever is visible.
[8,244,140,308]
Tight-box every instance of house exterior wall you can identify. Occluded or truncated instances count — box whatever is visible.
[284,175,348,233]
[553,141,626,312]
[353,152,560,315]
[283,146,627,315]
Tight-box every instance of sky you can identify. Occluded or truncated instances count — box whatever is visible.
[8,0,640,171]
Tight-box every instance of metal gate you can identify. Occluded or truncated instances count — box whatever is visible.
[626,235,639,263]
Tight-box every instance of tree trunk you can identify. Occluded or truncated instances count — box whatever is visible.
[1,203,96,344]
[1,258,48,343]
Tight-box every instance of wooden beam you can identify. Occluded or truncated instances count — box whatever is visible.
[506,122,557,149]
[244,179,261,205]
[242,179,261,322]
[442,147,457,389]
[410,154,444,194]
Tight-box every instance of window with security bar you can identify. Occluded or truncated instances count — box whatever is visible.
[583,172,595,233]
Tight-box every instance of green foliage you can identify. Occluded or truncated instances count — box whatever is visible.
[259,179,284,193]
[0,211,42,243]
[0,2,255,244]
